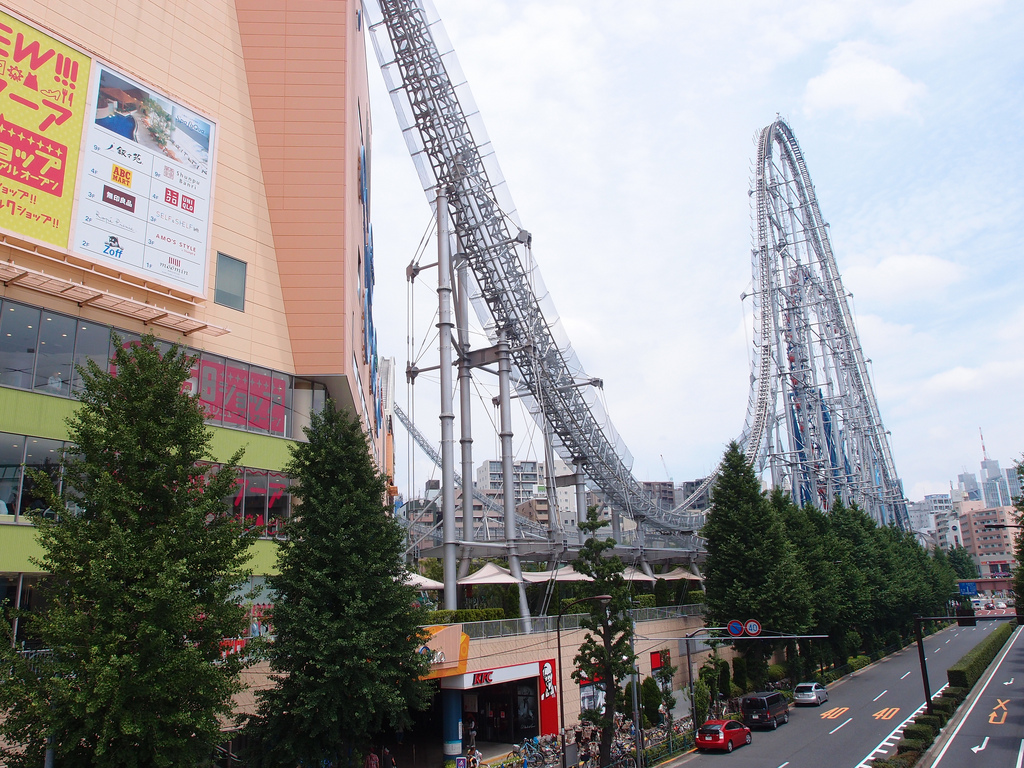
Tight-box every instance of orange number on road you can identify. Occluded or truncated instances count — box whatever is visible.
[873,708,900,720]
[820,707,849,720]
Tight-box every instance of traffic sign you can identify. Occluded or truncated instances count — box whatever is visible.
[745,619,762,637]
[959,582,978,596]
[727,620,744,637]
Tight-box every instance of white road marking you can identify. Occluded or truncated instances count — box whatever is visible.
[829,717,852,734]
[1015,739,1024,768]
[873,690,888,701]
[971,736,989,754]
[855,685,949,767]
[945,638,951,643]
[776,763,790,768]
[930,627,1023,767]
[1006,678,1015,685]
[900,671,912,680]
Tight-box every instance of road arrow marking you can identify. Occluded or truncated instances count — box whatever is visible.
[972,736,989,754]
[1006,678,1015,686]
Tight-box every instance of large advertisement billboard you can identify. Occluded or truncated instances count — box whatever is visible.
[73,65,215,295]
[0,9,216,297]
[0,11,91,248]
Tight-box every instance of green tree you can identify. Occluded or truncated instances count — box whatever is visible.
[0,336,255,767]
[246,401,430,766]
[949,545,980,580]
[641,676,662,725]
[702,443,811,686]
[571,508,635,768]
[692,678,711,728]
[652,651,678,724]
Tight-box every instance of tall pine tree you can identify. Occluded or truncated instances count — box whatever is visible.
[701,443,811,687]
[0,336,255,767]
[247,401,430,766]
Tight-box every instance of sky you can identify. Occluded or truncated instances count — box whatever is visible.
[366,0,1024,505]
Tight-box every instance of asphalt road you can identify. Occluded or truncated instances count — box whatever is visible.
[672,617,1014,768]
[925,622,1023,767]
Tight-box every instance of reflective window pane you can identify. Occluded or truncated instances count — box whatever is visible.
[0,302,41,389]
[267,471,290,536]
[243,469,268,531]
[0,433,25,517]
[222,360,249,428]
[199,353,225,426]
[71,322,111,394]
[34,312,76,396]
[19,437,63,518]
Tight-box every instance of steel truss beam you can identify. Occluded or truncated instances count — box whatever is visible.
[368,0,702,540]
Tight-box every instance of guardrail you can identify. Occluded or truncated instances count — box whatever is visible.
[458,605,705,640]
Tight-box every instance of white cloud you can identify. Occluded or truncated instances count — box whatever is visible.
[842,253,964,305]
[803,43,927,120]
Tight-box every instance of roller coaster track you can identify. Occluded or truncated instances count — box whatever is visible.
[678,120,909,528]
[367,0,703,541]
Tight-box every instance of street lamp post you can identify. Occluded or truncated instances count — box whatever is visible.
[557,595,612,768]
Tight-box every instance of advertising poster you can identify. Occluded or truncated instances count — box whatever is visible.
[0,11,91,248]
[74,64,215,295]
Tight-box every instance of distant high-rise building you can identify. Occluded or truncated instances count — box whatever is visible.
[642,481,677,512]
[908,493,950,533]
[1005,467,1022,504]
[958,472,982,502]
[476,459,544,508]
[678,478,712,512]
[981,459,1012,507]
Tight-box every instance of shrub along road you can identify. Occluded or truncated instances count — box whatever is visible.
[923,623,1023,767]
[671,620,1011,767]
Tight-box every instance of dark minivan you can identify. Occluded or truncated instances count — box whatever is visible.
[740,691,790,729]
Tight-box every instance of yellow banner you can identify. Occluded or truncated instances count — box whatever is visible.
[0,11,91,248]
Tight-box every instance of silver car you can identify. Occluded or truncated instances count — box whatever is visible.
[793,682,829,706]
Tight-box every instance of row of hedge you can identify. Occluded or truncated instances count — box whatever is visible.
[946,621,1015,689]
[425,608,505,624]
[870,622,1015,768]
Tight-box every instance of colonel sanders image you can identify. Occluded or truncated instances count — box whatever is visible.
[540,661,557,700]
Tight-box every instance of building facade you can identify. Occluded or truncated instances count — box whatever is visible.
[0,0,389,644]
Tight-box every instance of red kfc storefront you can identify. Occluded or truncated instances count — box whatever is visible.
[442,660,558,743]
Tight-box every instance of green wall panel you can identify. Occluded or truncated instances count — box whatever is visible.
[0,388,296,470]
[0,523,281,576]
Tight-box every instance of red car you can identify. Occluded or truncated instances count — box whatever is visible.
[695,719,752,753]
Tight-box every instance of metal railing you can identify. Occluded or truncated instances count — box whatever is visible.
[455,605,704,640]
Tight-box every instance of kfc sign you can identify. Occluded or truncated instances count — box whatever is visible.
[472,671,494,686]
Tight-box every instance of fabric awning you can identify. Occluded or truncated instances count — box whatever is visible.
[657,567,702,582]
[621,565,657,583]
[521,565,593,583]
[457,562,521,585]
[404,571,445,590]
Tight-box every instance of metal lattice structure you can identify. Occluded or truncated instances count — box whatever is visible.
[734,119,909,527]
[367,0,703,542]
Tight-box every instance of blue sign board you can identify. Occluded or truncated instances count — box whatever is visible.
[727,620,744,637]
[959,582,978,596]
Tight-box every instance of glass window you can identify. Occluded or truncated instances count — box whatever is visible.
[199,353,225,425]
[248,365,273,434]
[19,437,64,518]
[34,311,76,396]
[0,433,25,517]
[243,469,268,531]
[221,359,249,428]
[71,322,111,394]
[267,471,290,536]
[221,467,244,522]
[0,302,41,389]
[214,253,246,311]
